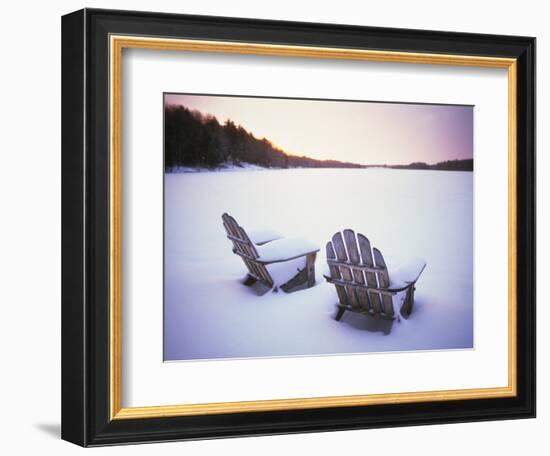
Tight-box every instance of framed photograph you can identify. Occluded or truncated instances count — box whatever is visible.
[61,8,536,446]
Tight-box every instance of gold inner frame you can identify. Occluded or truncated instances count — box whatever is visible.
[109,35,517,420]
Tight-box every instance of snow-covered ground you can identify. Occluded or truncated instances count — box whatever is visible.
[164,167,473,361]
[167,162,274,173]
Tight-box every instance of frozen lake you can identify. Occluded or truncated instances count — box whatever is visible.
[164,167,473,361]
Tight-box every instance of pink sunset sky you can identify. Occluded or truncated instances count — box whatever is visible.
[164,93,473,166]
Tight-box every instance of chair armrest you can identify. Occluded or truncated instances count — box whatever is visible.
[389,257,427,289]
[256,238,320,264]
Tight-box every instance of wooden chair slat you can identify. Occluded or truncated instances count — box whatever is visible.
[357,233,378,287]
[334,286,348,307]
[233,236,249,258]
[326,242,341,279]
[225,227,245,256]
[256,264,274,287]
[326,241,338,265]
[383,298,395,318]
[223,220,242,252]
[344,229,368,312]
[237,229,268,284]
[326,241,347,304]
[345,285,360,310]
[343,229,360,263]
[224,214,269,287]
[245,259,260,279]
[356,233,376,312]
[357,233,373,266]
[223,219,245,258]
[368,291,383,315]
[332,232,353,282]
[242,259,255,276]
[223,214,239,237]
[381,295,394,316]
[237,226,258,259]
[222,220,231,235]
[331,232,348,261]
[221,213,231,228]
[355,287,370,311]
[344,229,366,285]
[373,247,390,287]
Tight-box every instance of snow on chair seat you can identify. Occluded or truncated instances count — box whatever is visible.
[256,238,320,263]
[222,213,320,292]
[389,257,427,291]
[324,230,426,321]
[247,228,283,246]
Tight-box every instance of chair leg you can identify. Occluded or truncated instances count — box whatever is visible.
[280,253,316,292]
[280,267,306,292]
[400,285,415,317]
[335,307,346,321]
[306,252,317,288]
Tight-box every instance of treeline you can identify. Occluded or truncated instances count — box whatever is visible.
[165,105,473,172]
[164,105,363,170]
[386,159,473,171]
[431,159,473,171]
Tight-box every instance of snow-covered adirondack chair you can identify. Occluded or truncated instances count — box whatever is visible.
[324,230,426,320]
[222,213,320,292]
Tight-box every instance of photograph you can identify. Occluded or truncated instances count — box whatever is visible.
[163,93,474,361]
[57,3,536,448]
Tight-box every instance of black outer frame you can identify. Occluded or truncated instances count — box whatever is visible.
[61,8,536,447]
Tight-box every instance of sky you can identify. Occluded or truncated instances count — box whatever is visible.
[164,93,473,166]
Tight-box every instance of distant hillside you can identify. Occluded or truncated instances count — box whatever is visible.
[383,159,473,172]
[165,105,363,170]
[165,105,473,172]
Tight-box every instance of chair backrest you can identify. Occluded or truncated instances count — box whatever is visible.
[326,230,394,318]
[222,213,273,287]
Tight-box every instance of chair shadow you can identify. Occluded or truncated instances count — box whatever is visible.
[400,299,423,320]
[34,422,61,439]
[240,274,316,296]
[246,280,272,296]
[336,309,394,335]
